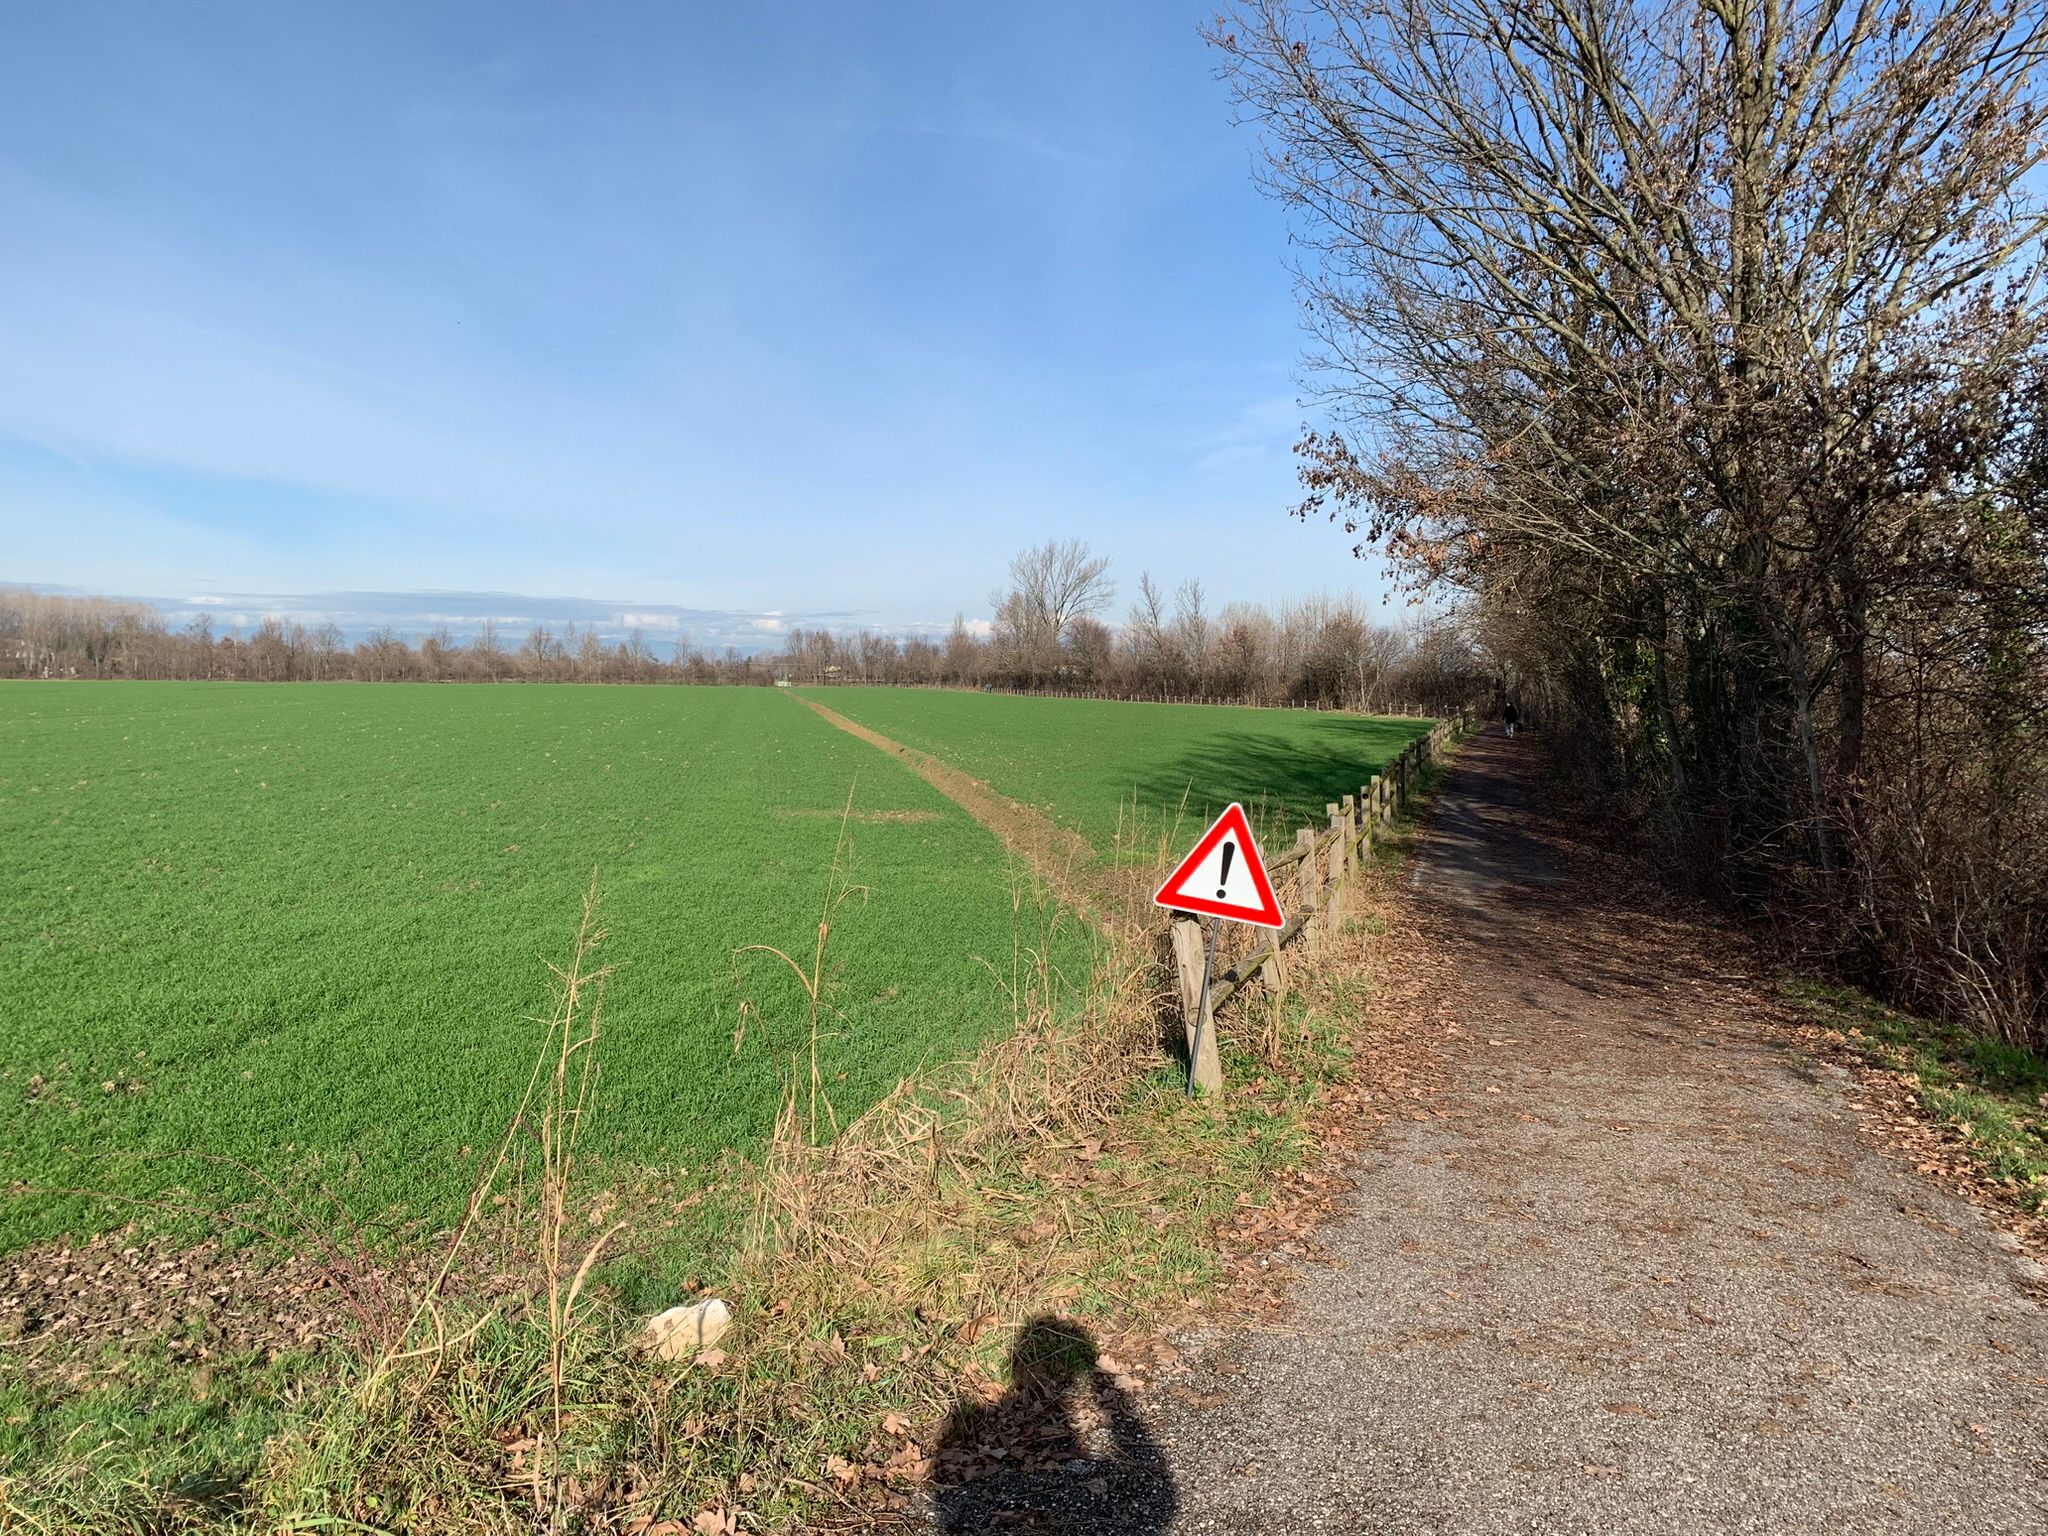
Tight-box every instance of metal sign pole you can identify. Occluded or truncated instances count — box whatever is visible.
[1188,914,1218,1098]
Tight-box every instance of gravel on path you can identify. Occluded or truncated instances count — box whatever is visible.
[920,727,2048,1535]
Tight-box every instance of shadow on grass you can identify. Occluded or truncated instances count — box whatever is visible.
[931,1316,1177,1535]
[1122,719,1429,849]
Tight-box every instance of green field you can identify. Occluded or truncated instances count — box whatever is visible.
[0,683,1082,1255]
[797,687,1432,857]
[0,683,1427,1261]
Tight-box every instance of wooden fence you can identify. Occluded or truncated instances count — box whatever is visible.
[1167,713,1470,1096]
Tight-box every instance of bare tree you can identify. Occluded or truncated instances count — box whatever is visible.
[472,619,505,681]
[522,626,557,677]
[360,627,409,683]
[623,628,654,681]
[1065,615,1117,685]
[1214,0,2048,1041]
[945,614,983,685]
[576,627,605,681]
[856,629,895,683]
[311,623,345,680]
[988,540,1113,685]
[1003,540,1114,645]
[421,625,457,680]
[1171,578,1211,687]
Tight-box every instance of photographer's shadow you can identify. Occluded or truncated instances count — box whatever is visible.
[930,1315,1179,1534]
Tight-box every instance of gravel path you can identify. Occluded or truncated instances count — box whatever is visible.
[926,728,2048,1534]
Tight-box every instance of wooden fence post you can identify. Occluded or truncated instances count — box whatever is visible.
[1324,805,1346,930]
[1293,827,1321,953]
[1154,719,1473,1084]
[1169,914,1223,1098]
[1260,929,1288,998]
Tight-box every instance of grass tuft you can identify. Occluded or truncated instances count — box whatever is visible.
[1787,978,2048,1212]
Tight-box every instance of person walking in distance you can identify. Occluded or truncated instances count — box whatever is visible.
[1503,701,1518,738]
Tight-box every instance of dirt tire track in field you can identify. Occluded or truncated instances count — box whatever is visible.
[790,692,1118,931]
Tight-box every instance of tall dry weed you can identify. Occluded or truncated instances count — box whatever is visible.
[247,773,1388,1531]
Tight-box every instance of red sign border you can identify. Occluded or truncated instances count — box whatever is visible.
[1152,801,1286,928]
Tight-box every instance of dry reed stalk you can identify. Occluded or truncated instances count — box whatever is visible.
[238,814,1398,1530]
[734,752,1425,1309]
[260,771,1416,1527]
[735,787,874,1255]
[342,870,624,1534]
[533,874,623,1510]
[730,855,1157,1329]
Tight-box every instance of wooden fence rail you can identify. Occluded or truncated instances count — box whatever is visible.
[1166,713,1471,1097]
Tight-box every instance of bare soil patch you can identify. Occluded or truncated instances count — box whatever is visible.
[1,1229,346,1388]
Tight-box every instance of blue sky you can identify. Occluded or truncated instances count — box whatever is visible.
[0,2,1392,648]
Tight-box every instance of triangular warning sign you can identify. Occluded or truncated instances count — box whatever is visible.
[1152,802,1285,928]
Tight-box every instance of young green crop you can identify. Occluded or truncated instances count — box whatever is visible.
[0,682,1084,1253]
[795,688,1433,858]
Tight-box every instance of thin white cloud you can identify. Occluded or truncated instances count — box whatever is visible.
[1193,394,1301,475]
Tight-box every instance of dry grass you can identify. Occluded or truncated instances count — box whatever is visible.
[228,812,1355,1532]
[5,761,1430,1534]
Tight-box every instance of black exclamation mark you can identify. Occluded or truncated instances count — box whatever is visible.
[1217,840,1235,899]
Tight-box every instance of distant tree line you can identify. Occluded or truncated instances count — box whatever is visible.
[0,588,766,686]
[781,540,1482,712]
[1216,0,2048,1049]
[0,555,1485,715]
